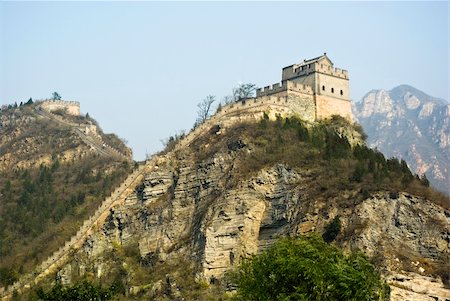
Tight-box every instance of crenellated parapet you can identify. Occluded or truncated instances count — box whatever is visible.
[317,66,348,79]
[36,99,81,116]
[36,99,80,106]
[256,81,314,97]
[283,64,348,80]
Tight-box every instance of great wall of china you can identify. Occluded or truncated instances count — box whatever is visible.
[0,55,354,299]
[0,162,148,299]
[0,89,315,299]
[35,106,130,161]
[35,99,81,116]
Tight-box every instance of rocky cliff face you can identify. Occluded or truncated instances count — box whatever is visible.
[353,85,449,194]
[52,120,449,300]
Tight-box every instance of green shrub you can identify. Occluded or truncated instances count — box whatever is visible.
[322,215,341,243]
[36,280,115,301]
[232,235,390,301]
[0,156,132,285]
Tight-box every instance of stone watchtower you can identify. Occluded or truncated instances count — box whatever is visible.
[256,54,352,121]
[281,54,351,120]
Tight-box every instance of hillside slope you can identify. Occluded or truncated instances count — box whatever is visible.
[353,85,449,194]
[6,115,448,301]
[0,102,133,287]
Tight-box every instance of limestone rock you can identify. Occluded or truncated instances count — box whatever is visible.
[57,145,449,299]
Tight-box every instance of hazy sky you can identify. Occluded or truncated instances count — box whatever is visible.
[0,1,448,160]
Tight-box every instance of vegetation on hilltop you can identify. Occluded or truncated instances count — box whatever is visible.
[190,115,448,209]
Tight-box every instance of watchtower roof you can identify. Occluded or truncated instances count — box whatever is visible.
[282,53,333,70]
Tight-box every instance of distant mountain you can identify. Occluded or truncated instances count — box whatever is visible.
[353,84,449,194]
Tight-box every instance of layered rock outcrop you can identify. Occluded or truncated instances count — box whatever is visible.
[2,103,448,300]
[56,136,449,300]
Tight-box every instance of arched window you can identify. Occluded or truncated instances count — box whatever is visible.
[340,90,343,96]
[322,85,325,91]
[331,88,334,93]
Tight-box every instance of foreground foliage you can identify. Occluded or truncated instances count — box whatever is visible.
[232,235,390,301]
[36,280,116,301]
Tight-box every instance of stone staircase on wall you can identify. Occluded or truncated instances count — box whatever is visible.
[0,97,297,299]
[0,162,148,299]
[35,108,130,160]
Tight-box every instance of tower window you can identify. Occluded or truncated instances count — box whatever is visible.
[340,90,343,96]
[331,88,334,93]
[322,85,325,91]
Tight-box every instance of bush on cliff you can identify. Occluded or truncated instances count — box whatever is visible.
[190,115,448,209]
[36,280,116,301]
[322,215,341,243]
[232,235,390,301]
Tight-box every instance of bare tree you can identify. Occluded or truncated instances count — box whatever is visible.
[195,95,216,127]
[160,130,186,153]
[232,83,256,101]
[222,95,234,105]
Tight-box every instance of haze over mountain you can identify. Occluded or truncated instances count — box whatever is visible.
[353,85,449,194]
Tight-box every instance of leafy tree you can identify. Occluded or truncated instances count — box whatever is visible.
[324,130,351,159]
[232,235,390,301]
[2,180,11,195]
[26,98,33,105]
[52,92,62,100]
[322,215,341,242]
[350,162,366,182]
[37,280,115,301]
[420,174,430,187]
[0,267,18,286]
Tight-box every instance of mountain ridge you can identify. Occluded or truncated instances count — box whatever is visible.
[2,111,448,301]
[1,85,449,300]
[353,84,449,194]
[356,85,448,105]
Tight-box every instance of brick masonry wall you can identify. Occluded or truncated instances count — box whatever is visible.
[315,95,353,121]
